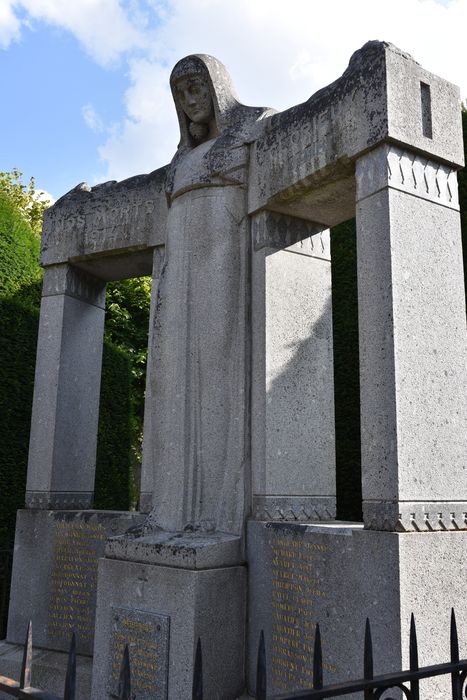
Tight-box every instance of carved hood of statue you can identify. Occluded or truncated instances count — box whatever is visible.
[144,54,274,536]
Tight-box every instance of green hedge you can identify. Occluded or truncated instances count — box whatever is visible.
[331,220,362,521]
[94,342,136,510]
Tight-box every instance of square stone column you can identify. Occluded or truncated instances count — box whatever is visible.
[251,212,336,522]
[139,246,165,514]
[26,264,106,509]
[356,144,467,531]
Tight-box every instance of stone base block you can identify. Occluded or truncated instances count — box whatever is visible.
[92,548,246,699]
[0,641,92,700]
[247,520,467,699]
[106,529,243,568]
[7,509,144,655]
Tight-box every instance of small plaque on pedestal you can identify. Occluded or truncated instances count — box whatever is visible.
[108,607,170,699]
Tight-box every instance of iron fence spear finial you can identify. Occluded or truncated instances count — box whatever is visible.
[256,630,267,700]
[19,621,32,689]
[192,638,203,700]
[450,608,462,700]
[363,618,373,700]
[312,623,323,690]
[118,643,131,700]
[409,613,420,700]
[64,632,76,700]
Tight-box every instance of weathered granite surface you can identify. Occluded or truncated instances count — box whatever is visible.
[105,530,243,569]
[248,41,464,223]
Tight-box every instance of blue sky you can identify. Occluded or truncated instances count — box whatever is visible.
[1,0,466,202]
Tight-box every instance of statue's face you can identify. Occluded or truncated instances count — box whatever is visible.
[175,76,214,124]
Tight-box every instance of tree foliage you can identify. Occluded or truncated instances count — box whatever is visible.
[0,169,50,238]
[105,277,151,418]
[104,277,151,504]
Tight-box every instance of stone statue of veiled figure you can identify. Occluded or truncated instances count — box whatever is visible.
[144,55,274,535]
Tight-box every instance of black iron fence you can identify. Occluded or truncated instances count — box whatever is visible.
[2,611,466,698]
[0,622,76,700]
[256,610,467,700]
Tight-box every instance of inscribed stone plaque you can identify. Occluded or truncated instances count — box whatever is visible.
[248,522,358,696]
[47,519,107,651]
[109,607,170,699]
[6,510,145,655]
[268,529,336,692]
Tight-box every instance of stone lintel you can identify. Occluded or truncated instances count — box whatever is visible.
[41,166,168,268]
[251,209,328,253]
[249,41,463,221]
[25,491,94,510]
[105,530,244,569]
[252,496,336,522]
[363,501,467,532]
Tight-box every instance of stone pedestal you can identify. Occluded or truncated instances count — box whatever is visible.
[3,510,143,699]
[91,533,246,699]
[247,521,467,699]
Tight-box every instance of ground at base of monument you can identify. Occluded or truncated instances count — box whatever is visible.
[0,640,92,699]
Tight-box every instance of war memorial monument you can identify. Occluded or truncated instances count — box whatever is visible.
[0,40,466,698]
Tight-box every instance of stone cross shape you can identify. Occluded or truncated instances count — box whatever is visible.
[26,41,466,535]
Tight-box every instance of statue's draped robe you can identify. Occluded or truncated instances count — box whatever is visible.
[149,138,251,534]
[144,54,273,536]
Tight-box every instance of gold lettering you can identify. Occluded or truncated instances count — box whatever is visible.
[270,534,336,691]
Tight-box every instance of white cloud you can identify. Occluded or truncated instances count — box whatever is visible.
[82,103,104,133]
[96,0,467,183]
[97,59,178,180]
[3,0,466,185]
[8,0,149,65]
[34,188,55,205]
[0,0,21,48]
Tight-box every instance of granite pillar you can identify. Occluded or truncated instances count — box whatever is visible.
[25,264,106,510]
[251,212,336,522]
[355,145,467,531]
[140,246,165,514]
